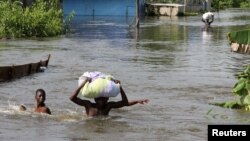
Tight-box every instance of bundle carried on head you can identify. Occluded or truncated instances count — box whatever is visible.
[78,71,120,98]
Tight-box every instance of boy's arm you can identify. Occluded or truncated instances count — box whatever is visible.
[46,107,51,115]
[70,78,92,107]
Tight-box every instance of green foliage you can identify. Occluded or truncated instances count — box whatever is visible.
[233,66,250,110]
[0,0,74,38]
[233,66,250,97]
[211,65,250,111]
[240,1,250,8]
[64,10,75,33]
[227,29,250,45]
[210,101,242,109]
[212,0,250,11]
[183,12,199,16]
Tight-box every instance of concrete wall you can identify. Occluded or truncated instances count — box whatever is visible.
[158,6,184,16]
[63,0,145,16]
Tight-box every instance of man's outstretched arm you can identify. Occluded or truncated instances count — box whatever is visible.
[109,86,149,108]
[128,99,149,106]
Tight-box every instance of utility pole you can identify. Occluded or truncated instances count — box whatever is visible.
[205,0,212,11]
[136,0,140,28]
[184,0,186,15]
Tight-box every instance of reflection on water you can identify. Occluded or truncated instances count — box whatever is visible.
[1,9,250,141]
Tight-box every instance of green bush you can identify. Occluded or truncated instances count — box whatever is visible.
[212,0,250,11]
[0,0,74,38]
[211,65,250,111]
[240,1,250,8]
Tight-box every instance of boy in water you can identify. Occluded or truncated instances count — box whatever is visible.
[19,89,51,114]
[34,89,51,115]
[70,77,149,117]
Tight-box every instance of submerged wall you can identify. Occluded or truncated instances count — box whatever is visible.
[63,0,145,16]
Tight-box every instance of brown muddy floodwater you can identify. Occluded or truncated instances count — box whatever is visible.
[0,9,250,141]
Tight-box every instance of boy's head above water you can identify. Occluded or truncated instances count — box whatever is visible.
[35,89,46,105]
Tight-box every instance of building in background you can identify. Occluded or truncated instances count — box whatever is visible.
[63,0,145,16]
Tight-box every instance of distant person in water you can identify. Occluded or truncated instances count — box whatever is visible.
[201,12,214,26]
[34,89,51,115]
[70,77,149,117]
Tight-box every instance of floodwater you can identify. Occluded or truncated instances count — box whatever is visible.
[1,9,250,141]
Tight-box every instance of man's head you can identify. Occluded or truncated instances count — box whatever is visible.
[94,97,109,106]
[35,89,46,105]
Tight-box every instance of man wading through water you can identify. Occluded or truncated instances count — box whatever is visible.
[70,77,149,117]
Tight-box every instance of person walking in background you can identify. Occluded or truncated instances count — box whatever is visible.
[201,11,214,26]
